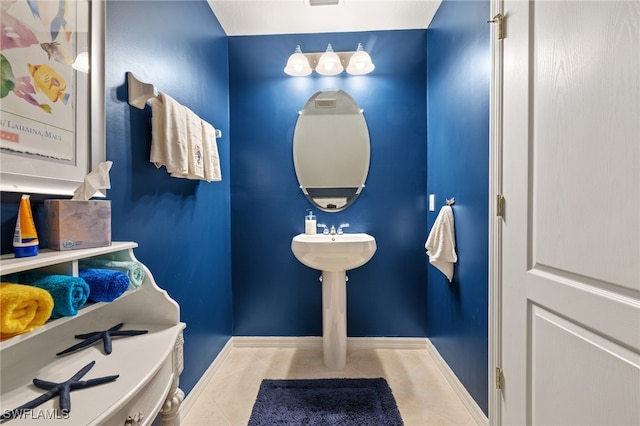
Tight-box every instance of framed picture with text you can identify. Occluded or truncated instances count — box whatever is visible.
[0,0,105,196]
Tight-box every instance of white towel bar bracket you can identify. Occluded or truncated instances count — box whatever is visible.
[126,72,222,139]
[127,72,157,109]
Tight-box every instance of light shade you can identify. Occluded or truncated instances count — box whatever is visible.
[346,43,374,75]
[316,44,343,76]
[284,45,312,76]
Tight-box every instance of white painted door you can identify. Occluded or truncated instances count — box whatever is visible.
[498,1,640,424]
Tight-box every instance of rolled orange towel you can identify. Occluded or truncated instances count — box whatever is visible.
[1,282,54,340]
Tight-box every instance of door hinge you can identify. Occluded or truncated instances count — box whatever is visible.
[487,13,504,40]
[496,194,505,218]
[496,367,504,390]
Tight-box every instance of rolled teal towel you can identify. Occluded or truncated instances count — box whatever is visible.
[79,269,129,302]
[78,258,145,289]
[1,272,90,319]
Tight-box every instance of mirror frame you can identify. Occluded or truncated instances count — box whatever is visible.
[293,89,370,213]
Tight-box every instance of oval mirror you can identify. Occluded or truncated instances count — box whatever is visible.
[293,89,370,212]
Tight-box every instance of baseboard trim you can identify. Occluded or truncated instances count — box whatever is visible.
[178,338,233,422]
[233,335,429,350]
[233,335,323,349]
[348,336,429,350]
[179,336,487,425]
[425,339,489,426]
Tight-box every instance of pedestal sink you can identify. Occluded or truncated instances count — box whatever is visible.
[291,233,377,370]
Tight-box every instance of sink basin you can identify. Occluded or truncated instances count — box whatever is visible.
[291,233,377,272]
[291,232,376,370]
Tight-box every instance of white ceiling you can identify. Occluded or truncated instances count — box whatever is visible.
[206,0,442,36]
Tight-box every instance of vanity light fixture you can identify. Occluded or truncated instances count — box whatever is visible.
[284,43,374,76]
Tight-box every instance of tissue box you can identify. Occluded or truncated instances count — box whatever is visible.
[45,200,111,251]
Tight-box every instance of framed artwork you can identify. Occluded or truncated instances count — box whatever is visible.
[0,0,105,196]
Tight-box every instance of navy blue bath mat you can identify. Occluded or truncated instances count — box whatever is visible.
[247,378,404,426]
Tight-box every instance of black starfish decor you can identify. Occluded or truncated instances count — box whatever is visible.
[56,323,148,356]
[1,361,118,422]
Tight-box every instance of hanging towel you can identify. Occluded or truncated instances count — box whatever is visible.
[79,269,130,302]
[1,272,90,319]
[1,282,54,340]
[425,205,458,282]
[78,258,145,289]
[201,120,222,182]
[150,92,189,175]
[171,107,205,180]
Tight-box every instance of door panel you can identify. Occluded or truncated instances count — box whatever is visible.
[500,0,640,424]
[532,1,640,290]
[531,306,640,425]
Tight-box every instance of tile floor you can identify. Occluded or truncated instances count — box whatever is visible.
[181,345,480,426]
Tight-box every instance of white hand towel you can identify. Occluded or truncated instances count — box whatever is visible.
[171,107,205,180]
[201,121,222,182]
[150,93,188,175]
[425,205,457,282]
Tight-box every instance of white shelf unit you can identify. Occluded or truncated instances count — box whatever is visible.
[0,242,185,426]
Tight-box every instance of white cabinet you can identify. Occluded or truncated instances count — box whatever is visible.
[0,242,185,425]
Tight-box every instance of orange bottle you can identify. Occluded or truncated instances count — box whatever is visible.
[13,194,39,258]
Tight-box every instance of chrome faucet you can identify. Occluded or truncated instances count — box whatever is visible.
[337,223,350,235]
[330,225,336,235]
[317,223,329,234]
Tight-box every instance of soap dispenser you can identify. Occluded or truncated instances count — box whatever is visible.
[305,209,317,235]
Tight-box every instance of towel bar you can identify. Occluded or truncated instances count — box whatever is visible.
[126,72,222,139]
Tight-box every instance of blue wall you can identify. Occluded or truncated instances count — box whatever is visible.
[104,1,232,395]
[1,0,491,413]
[426,0,490,415]
[229,31,428,337]
[0,1,232,396]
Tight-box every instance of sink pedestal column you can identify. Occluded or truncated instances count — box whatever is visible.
[322,271,347,370]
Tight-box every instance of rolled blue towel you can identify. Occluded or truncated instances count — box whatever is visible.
[79,269,129,302]
[78,258,145,289]
[1,272,90,319]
